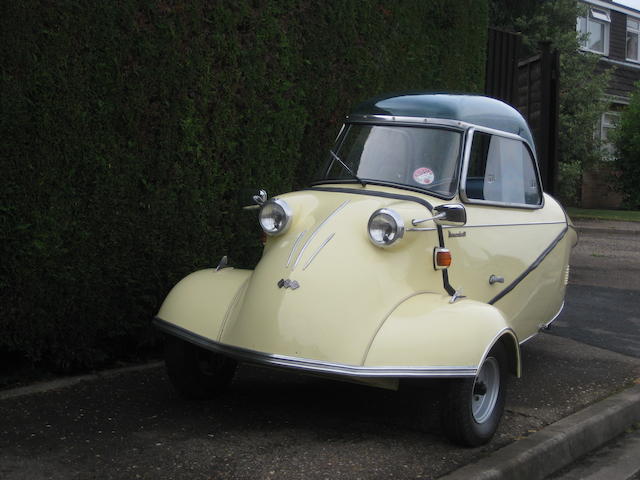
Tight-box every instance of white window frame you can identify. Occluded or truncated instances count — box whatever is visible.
[627,17,640,63]
[599,112,620,161]
[577,6,611,55]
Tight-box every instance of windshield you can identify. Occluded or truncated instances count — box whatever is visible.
[315,124,463,197]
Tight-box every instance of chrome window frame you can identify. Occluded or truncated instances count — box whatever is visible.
[312,114,468,201]
[313,115,544,209]
[458,126,545,210]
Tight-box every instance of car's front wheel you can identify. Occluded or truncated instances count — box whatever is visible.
[164,336,237,400]
[442,343,507,446]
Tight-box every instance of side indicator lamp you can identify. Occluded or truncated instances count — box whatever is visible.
[434,247,452,270]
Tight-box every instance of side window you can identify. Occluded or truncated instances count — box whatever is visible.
[464,132,542,206]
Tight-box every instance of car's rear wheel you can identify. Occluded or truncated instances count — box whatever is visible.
[164,336,237,400]
[442,343,507,446]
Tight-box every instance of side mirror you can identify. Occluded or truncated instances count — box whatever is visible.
[434,204,466,227]
[242,189,268,211]
[252,189,268,206]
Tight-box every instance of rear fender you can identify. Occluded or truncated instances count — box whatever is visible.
[364,293,521,377]
[156,268,252,341]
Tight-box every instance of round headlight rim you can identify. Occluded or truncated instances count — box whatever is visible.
[259,198,293,236]
[367,207,405,247]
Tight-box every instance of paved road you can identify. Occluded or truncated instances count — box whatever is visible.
[542,222,640,480]
[1,339,639,480]
[551,223,640,358]
[1,220,639,480]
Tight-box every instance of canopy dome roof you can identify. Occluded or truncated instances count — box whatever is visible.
[350,93,534,147]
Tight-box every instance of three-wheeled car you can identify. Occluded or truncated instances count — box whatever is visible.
[154,93,577,446]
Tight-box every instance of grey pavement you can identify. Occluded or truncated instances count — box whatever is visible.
[1,340,639,480]
[570,218,640,291]
[551,219,640,357]
[1,218,639,480]
[547,425,640,480]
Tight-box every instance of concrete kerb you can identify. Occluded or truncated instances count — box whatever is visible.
[439,384,640,480]
[0,361,163,401]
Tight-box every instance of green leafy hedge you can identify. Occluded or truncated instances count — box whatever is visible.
[1,0,487,371]
[613,82,640,209]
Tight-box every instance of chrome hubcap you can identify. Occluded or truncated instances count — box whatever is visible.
[472,356,500,423]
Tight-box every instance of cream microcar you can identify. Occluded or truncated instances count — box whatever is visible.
[154,93,577,446]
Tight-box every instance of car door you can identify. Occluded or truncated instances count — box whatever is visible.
[445,128,568,341]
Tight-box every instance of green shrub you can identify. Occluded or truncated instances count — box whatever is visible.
[613,82,640,209]
[0,0,488,371]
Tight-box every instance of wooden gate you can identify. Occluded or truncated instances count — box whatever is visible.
[486,31,560,195]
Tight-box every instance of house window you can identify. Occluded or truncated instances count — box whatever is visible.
[577,7,610,55]
[600,112,619,161]
[628,18,640,62]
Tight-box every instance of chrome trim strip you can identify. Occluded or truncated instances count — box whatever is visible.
[519,301,566,345]
[292,200,349,270]
[462,221,565,228]
[542,300,565,330]
[154,317,477,378]
[407,226,438,232]
[346,115,535,147]
[477,327,521,377]
[302,233,335,271]
[347,114,471,130]
[408,221,566,232]
[286,230,306,268]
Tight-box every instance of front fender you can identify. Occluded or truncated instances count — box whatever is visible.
[157,268,252,341]
[364,293,520,375]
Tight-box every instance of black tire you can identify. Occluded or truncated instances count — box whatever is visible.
[164,336,237,400]
[442,342,508,447]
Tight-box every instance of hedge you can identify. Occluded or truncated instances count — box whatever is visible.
[0,0,488,371]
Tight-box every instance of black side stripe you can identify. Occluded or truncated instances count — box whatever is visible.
[306,186,434,212]
[437,224,457,296]
[306,186,457,295]
[488,226,569,305]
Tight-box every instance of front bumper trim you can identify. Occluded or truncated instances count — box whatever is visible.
[153,317,477,378]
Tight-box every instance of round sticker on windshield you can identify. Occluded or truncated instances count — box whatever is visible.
[413,167,435,185]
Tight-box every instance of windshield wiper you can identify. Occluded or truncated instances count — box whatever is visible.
[329,150,366,187]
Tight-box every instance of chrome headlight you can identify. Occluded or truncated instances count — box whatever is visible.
[259,198,292,236]
[368,208,404,247]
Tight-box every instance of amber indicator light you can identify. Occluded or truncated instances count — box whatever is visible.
[434,248,452,269]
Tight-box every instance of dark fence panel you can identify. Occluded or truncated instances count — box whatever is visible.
[515,42,560,194]
[486,31,559,194]
[485,28,520,103]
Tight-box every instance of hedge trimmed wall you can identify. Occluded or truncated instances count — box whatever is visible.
[1,0,488,370]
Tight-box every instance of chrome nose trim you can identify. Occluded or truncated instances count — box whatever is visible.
[286,230,306,268]
[302,233,335,271]
[291,200,349,271]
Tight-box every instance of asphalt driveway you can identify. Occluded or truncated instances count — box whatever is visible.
[1,333,639,480]
[1,218,639,480]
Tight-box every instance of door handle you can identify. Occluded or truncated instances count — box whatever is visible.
[489,274,504,285]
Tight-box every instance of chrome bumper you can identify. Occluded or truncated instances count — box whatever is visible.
[153,317,477,378]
